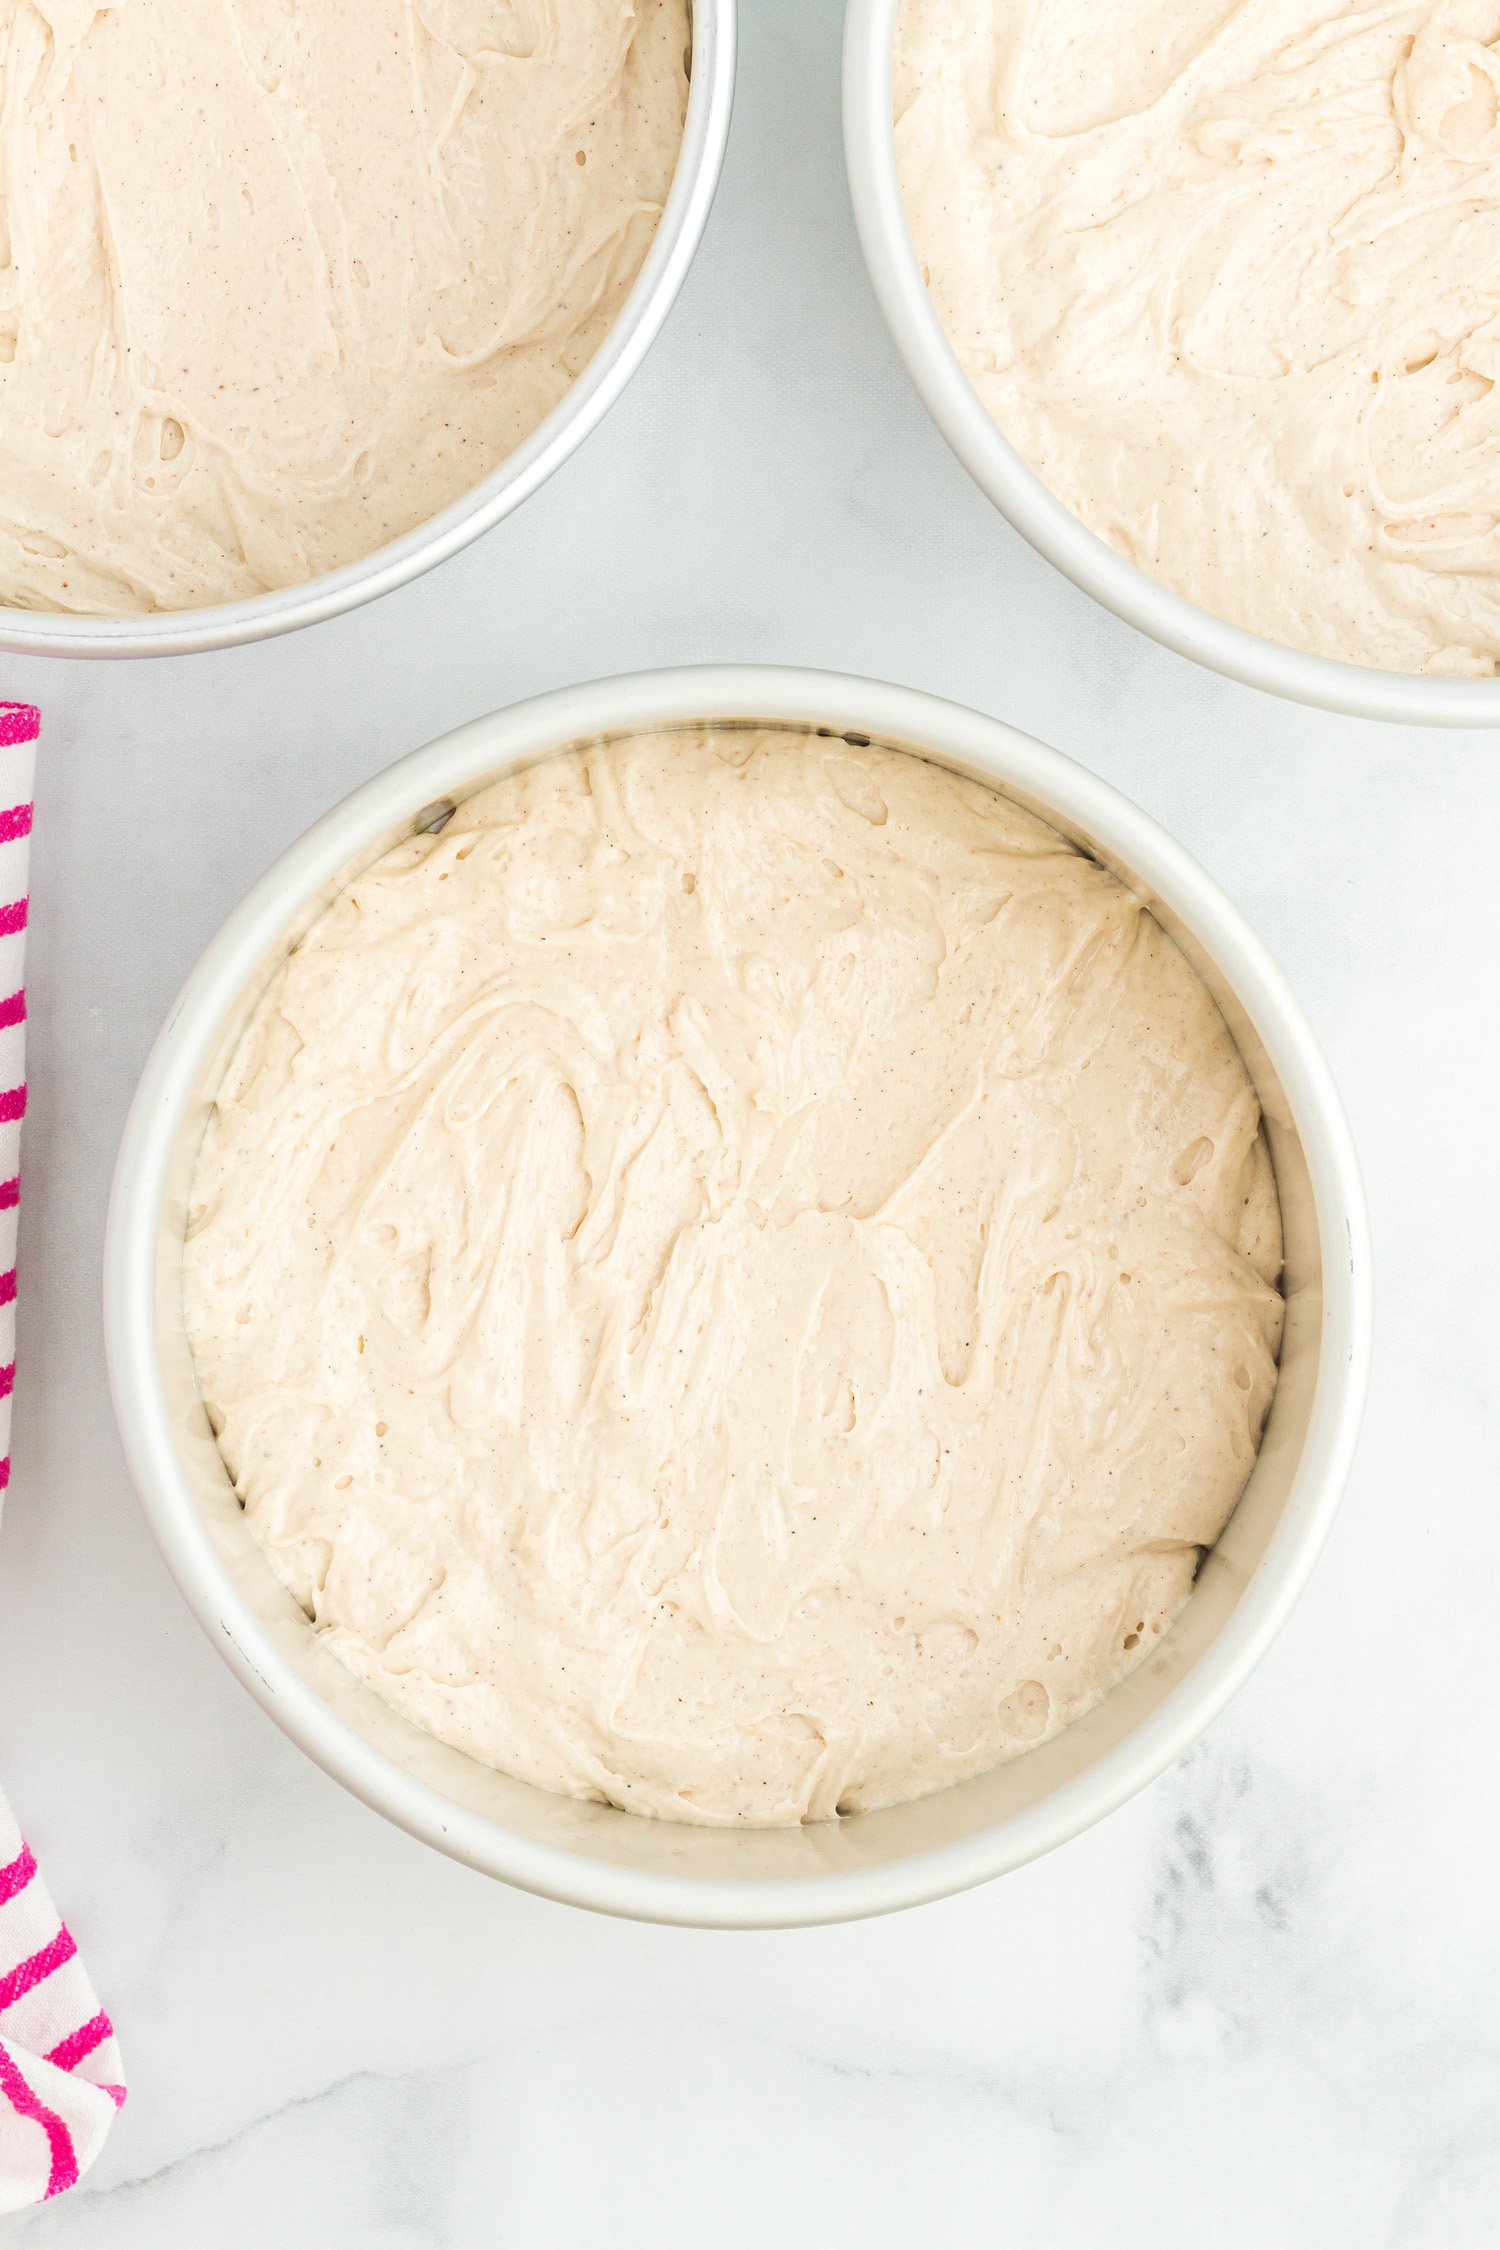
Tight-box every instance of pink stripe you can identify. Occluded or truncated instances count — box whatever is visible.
[0,1086,25,1124]
[0,706,38,748]
[99,2083,126,2111]
[44,2013,113,2076]
[0,1928,77,2014]
[0,2041,78,2199]
[0,1269,15,1306]
[0,1460,10,1493]
[0,1364,12,1400]
[0,990,23,1030]
[0,1176,16,1209]
[0,901,26,937]
[0,1842,36,1905]
[0,806,32,845]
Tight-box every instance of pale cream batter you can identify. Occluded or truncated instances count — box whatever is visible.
[0,0,687,614]
[185,729,1284,1827]
[897,0,1500,675]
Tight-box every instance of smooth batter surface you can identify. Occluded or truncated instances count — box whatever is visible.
[186,730,1284,1827]
[0,0,687,614]
[897,0,1500,675]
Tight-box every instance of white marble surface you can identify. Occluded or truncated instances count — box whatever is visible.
[0,3,1497,2241]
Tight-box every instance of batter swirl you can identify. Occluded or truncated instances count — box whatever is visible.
[898,0,1500,673]
[0,0,687,612]
[186,731,1283,1825]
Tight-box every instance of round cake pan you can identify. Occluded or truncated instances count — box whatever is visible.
[0,2,734,662]
[844,0,1500,727]
[104,666,1371,1926]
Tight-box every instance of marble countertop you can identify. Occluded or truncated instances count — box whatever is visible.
[1,4,1496,2243]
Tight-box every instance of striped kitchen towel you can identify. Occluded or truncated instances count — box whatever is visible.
[0,702,125,2208]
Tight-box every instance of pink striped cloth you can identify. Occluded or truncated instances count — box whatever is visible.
[0,703,125,2208]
